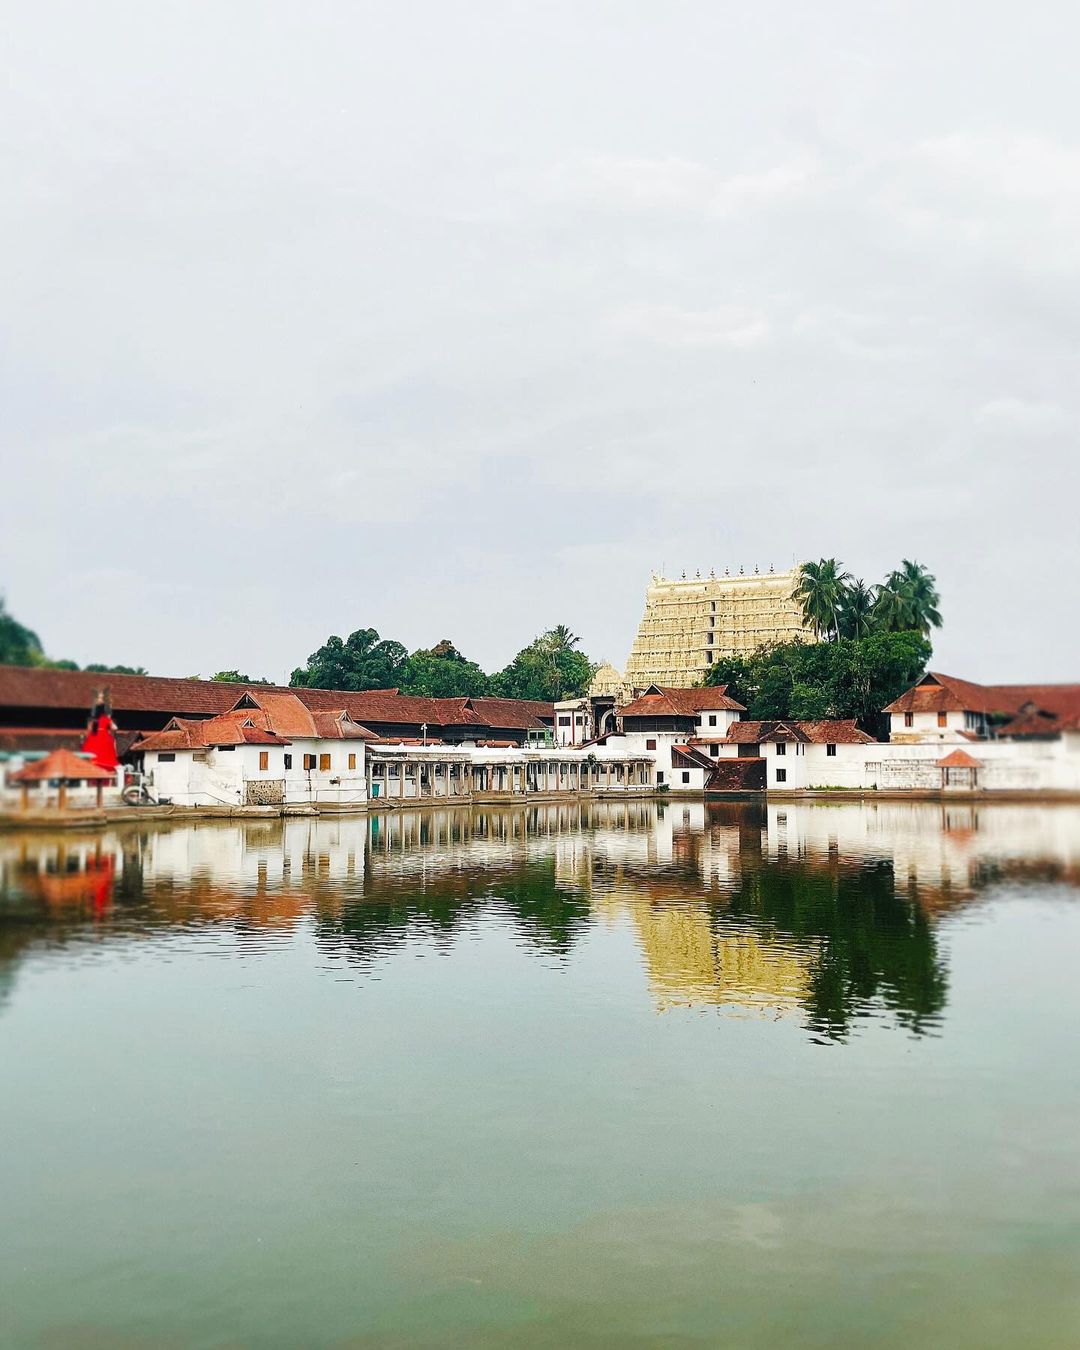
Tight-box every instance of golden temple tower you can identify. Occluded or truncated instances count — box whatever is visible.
[620,566,810,691]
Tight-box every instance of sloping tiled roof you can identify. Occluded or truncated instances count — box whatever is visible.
[671,744,717,771]
[621,685,746,719]
[885,672,1080,718]
[884,673,1006,715]
[132,692,378,752]
[937,749,981,768]
[0,665,553,736]
[133,714,288,751]
[997,709,1080,738]
[10,748,116,782]
[723,719,875,745]
[310,711,378,741]
[0,666,265,716]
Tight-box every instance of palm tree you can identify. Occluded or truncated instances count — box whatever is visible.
[896,559,942,635]
[873,561,942,635]
[838,579,876,639]
[792,559,851,641]
[871,578,914,632]
[547,625,581,653]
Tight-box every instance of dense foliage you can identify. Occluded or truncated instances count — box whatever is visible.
[705,631,931,729]
[489,626,595,702]
[793,558,942,641]
[208,670,272,684]
[0,596,44,666]
[291,625,596,700]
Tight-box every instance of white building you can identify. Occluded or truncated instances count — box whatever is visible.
[884,671,1080,745]
[553,698,593,748]
[131,691,374,808]
[604,684,746,791]
[366,742,653,802]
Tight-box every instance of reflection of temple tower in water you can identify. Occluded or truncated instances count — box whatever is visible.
[631,904,818,1014]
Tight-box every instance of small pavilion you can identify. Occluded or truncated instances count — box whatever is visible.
[937,748,981,790]
[9,748,116,811]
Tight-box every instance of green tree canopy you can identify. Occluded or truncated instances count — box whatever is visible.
[0,596,44,666]
[398,640,490,698]
[85,663,150,676]
[209,669,272,684]
[791,559,851,640]
[706,630,931,731]
[490,627,595,702]
[793,558,943,643]
[290,628,409,691]
[874,559,942,636]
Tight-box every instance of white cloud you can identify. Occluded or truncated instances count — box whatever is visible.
[976,397,1071,433]
[611,303,770,348]
[528,154,817,218]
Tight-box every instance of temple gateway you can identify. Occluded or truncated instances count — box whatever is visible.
[595,566,810,702]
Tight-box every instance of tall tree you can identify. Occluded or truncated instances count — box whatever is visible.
[895,559,942,635]
[491,627,596,701]
[0,595,44,666]
[792,559,852,641]
[837,579,876,640]
[399,640,490,698]
[705,631,931,730]
[290,628,409,691]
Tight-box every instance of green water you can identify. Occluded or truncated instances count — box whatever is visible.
[2,800,1079,1348]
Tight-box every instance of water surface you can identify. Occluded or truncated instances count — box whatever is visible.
[2,800,1079,1348]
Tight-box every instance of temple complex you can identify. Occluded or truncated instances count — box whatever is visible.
[597,566,810,698]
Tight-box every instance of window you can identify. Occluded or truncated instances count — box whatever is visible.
[158,752,176,763]
[284,753,292,770]
[681,771,690,784]
[371,762,385,778]
[937,712,948,728]
[348,753,357,770]
[303,754,316,771]
[775,742,786,756]
[645,738,657,750]
[708,715,717,727]
[710,744,719,757]
[657,771,665,785]
[558,716,571,727]
[904,712,914,728]
[319,754,331,771]
[776,768,787,783]
[826,744,837,757]
[259,751,269,771]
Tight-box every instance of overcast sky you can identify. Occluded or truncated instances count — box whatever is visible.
[2,1,1078,683]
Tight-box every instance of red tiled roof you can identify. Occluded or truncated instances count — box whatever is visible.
[937,749,981,768]
[671,744,716,771]
[723,719,875,745]
[0,665,553,732]
[10,748,116,782]
[885,672,1080,718]
[620,685,745,719]
[997,709,1080,738]
[132,714,288,751]
[310,711,377,741]
[131,693,378,752]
